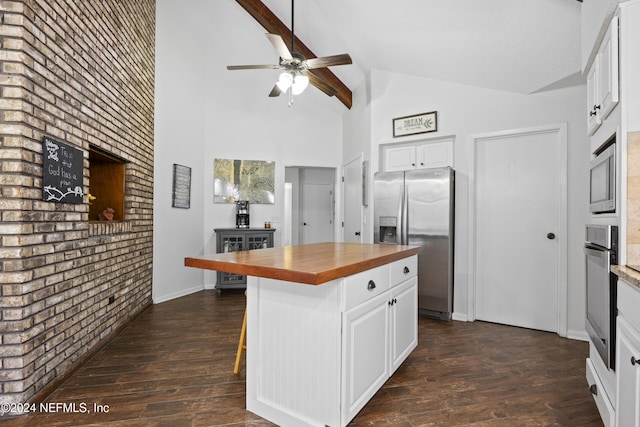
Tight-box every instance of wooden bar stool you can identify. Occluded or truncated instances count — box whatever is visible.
[233,291,247,374]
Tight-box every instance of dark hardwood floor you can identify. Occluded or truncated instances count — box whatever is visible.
[4,290,602,426]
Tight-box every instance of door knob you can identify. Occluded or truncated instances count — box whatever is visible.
[547,233,556,240]
[303,222,308,226]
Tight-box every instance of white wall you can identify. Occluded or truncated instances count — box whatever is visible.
[342,78,373,242]
[347,69,589,338]
[153,0,208,303]
[154,0,345,297]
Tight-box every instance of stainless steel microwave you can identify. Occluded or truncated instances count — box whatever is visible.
[590,142,616,214]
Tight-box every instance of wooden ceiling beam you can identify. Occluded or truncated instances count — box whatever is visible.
[235,0,353,109]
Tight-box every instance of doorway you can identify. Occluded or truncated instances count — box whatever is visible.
[469,124,567,335]
[284,167,336,245]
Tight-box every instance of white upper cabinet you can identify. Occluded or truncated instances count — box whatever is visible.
[382,139,453,172]
[384,145,416,171]
[587,16,619,136]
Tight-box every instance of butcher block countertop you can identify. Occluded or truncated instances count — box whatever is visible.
[184,242,420,285]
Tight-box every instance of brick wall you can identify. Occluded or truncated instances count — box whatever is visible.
[0,0,155,408]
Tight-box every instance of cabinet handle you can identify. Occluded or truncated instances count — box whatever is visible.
[589,384,598,396]
[632,356,639,366]
[589,110,597,117]
[593,104,601,111]
[388,298,397,306]
[367,280,376,290]
[403,266,410,274]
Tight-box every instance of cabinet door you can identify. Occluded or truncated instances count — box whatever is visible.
[384,145,416,171]
[342,292,389,424]
[416,141,453,169]
[390,277,418,372]
[616,317,640,427]
[598,16,619,121]
[245,233,271,250]
[587,59,601,136]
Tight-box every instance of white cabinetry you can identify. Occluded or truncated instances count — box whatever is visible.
[587,16,619,136]
[247,255,418,427]
[616,279,640,427]
[382,140,453,171]
[341,258,418,423]
[389,276,418,371]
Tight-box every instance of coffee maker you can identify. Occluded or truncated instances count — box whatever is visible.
[236,200,249,228]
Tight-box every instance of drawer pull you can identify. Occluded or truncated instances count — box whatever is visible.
[403,266,410,274]
[632,356,639,366]
[367,280,376,290]
[589,384,597,396]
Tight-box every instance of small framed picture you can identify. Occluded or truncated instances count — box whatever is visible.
[172,164,191,209]
[393,111,437,137]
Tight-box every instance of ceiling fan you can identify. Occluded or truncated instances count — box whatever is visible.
[227,0,352,106]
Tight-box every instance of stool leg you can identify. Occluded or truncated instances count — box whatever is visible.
[233,308,247,374]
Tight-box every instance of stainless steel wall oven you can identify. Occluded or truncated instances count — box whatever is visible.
[585,224,618,370]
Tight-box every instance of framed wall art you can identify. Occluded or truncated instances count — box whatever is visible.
[393,111,438,137]
[172,163,191,209]
[214,158,275,204]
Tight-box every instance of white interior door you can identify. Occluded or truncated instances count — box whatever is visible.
[301,183,333,244]
[343,157,363,243]
[473,126,566,333]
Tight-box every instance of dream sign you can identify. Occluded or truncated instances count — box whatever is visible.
[42,136,84,204]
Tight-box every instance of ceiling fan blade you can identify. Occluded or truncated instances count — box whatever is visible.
[227,64,280,70]
[265,33,293,60]
[307,71,338,97]
[268,84,282,97]
[305,54,352,69]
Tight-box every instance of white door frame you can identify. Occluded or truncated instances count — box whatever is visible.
[467,123,568,337]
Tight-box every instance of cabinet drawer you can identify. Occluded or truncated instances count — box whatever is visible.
[344,265,389,309]
[389,256,417,286]
[618,279,640,331]
[586,358,615,427]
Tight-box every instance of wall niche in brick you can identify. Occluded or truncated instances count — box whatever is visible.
[89,147,126,222]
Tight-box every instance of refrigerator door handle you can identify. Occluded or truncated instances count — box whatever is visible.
[397,185,405,245]
[402,184,409,245]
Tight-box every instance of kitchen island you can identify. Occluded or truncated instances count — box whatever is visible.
[185,242,420,427]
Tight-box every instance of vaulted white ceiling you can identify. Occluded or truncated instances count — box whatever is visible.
[258,0,583,95]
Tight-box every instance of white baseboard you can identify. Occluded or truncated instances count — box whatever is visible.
[451,312,468,322]
[567,329,589,342]
[153,284,204,304]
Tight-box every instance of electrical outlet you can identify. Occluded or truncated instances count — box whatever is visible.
[108,295,115,305]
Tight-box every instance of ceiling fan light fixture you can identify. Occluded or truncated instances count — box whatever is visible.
[291,74,309,95]
[276,72,293,92]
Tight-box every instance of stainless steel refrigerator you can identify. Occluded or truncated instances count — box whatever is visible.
[374,167,454,320]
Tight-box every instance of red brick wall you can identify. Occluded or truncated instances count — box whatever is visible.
[0,0,155,407]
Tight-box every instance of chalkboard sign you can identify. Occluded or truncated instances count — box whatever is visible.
[42,136,84,204]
